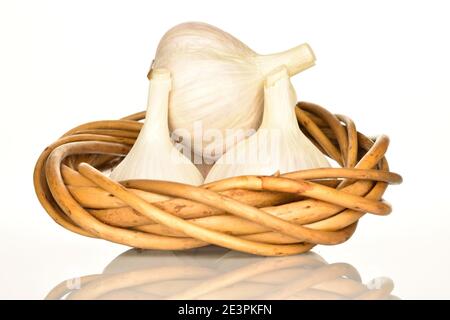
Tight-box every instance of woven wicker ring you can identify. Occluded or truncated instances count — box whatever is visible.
[33,101,402,256]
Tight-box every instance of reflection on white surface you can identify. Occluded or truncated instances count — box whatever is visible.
[45,247,398,300]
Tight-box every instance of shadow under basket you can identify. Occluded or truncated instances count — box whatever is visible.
[33,101,402,256]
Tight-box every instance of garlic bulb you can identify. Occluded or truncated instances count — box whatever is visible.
[151,22,316,161]
[204,67,329,183]
[110,69,204,185]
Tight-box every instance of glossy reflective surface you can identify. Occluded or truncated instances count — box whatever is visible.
[45,247,398,300]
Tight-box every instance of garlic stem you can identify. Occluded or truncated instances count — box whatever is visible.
[261,67,299,129]
[256,43,316,77]
[144,69,171,137]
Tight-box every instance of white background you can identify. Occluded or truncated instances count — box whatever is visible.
[1,0,449,299]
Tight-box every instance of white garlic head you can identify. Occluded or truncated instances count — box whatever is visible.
[151,22,316,161]
[204,67,329,183]
[110,69,204,185]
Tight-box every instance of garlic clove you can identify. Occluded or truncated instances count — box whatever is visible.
[151,22,316,161]
[204,66,329,184]
[110,68,204,186]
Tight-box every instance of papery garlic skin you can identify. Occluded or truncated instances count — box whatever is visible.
[151,22,316,161]
[204,67,329,183]
[110,69,204,186]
